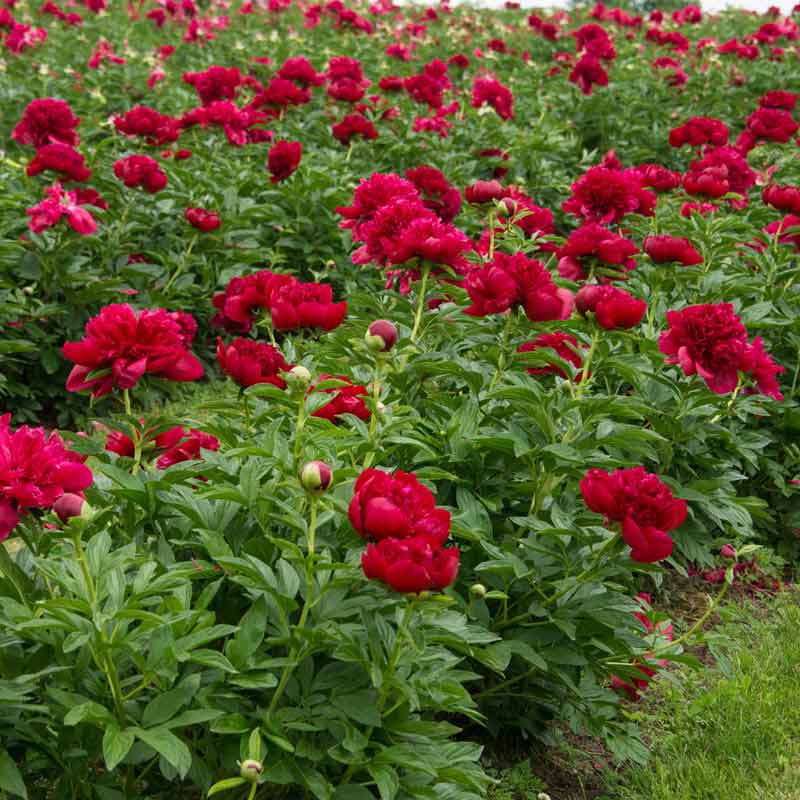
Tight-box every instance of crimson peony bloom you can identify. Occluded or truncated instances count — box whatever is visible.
[12,97,80,148]
[580,467,688,562]
[562,166,656,224]
[762,184,800,214]
[0,414,93,540]
[497,189,556,240]
[518,332,584,379]
[643,235,703,266]
[331,113,378,145]
[572,23,616,60]
[26,182,97,235]
[466,252,573,322]
[635,163,682,193]
[217,338,290,388]
[183,65,242,106]
[575,284,646,329]
[683,146,756,202]
[267,140,302,183]
[26,143,91,182]
[763,214,800,249]
[362,534,459,593]
[558,223,639,281]
[62,304,204,398]
[759,90,798,111]
[658,303,748,394]
[336,172,419,240]
[276,56,325,87]
[211,269,294,333]
[113,155,167,193]
[114,105,181,145]
[568,54,609,95]
[740,107,799,150]
[269,280,347,331]
[185,207,221,231]
[404,165,462,223]
[349,468,451,544]
[156,429,220,469]
[668,117,729,148]
[471,76,514,120]
[105,424,217,469]
[464,179,509,205]
[382,215,471,269]
[312,374,371,423]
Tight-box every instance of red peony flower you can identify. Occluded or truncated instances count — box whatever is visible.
[0,413,93,540]
[362,534,459,593]
[518,332,584,378]
[113,155,167,193]
[575,284,646,329]
[669,116,729,148]
[762,184,800,214]
[558,223,639,281]
[658,303,748,394]
[211,269,294,333]
[739,337,784,401]
[349,468,451,543]
[471,76,514,120]
[156,429,220,469]
[276,56,325,87]
[763,214,800,249]
[336,172,419,239]
[683,146,756,202]
[562,166,656,224]
[12,97,80,148]
[643,234,703,266]
[568,54,609,95]
[635,163,682,193]
[185,207,221,231]
[311,374,370,423]
[331,113,378,145]
[26,182,97,235]
[183,65,242,106]
[62,304,204,398]
[580,466,688,562]
[26,143,91,182]
[267,140,302,183]
[464,179,509,205]
[217,338,290,388]
[114,105,181,145]
[759,90,798,111]
[404,165,462,223]
[269,279,347,331]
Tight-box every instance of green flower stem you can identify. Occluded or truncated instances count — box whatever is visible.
[710,375,743,423]
[122,388,132,417]
[489,311,514,390]
[363,355,387,471]
[162,233,198,295]
[487,209,497,261]
[574,329,600,400]
[410,264,432,344]
[292,393,307,468]
[268,497,318,714]
[340,601,416,785]
[245,783,257,800]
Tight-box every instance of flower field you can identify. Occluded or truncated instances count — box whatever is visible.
[1,0,799,797]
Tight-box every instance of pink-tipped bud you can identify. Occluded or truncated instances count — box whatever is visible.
[720,544,737,560]
[239,759,263,782]
[575,284,604,315]
[365,319,398,352]
[300,461,333,493]
[53,493,88,523]
[464,179,508,205]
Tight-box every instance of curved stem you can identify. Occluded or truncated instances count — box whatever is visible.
[410,265,431,344]
[122,389,132,417]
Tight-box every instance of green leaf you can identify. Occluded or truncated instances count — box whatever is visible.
[133,727,192,778]
[332,786,375,800]
[0,748,27,799]
[103,725,135,772]
[207,778,247,796]
[332,691,381,726]
[226,595,267,669]
[142,682,195,728]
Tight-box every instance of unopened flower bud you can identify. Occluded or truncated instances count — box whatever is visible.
[300,461,333,493]
[470,583,487,598]
[575,284,603,315]
[720,544,737,560]
[365,319,398,352]
[239,759,263,783]
[53,493,90,523]
[286,365,311,391]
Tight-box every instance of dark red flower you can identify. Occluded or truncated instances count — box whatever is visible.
[349,468,451,543]
[558,223,639,281]
[464,179,509,205]
[659,303,748,394]
[739,337,784,401]
[759,90,798,111]
[336,172,419,240]
[312,374,370,422]
[216,338,290,388]
[26,143,91,182]
[562,166,656,224]
[211,269,294,333]
[643,234,703,266]
[276,56,325,87]
[62,304,204,398]
[669,116,729,148]
[575,284,646,329]
[11,98,80,148]
[635,163,682,193]
[404,165,461,223]
[762,184,800,214]
[683,146,756,202]
[580,467,687,562]
[471,76,514,120]
[0,413,93,540]
[183,65,242,106]
[518,332,584,378]
[362,534,459,593]
[331,113,378,145]
[569,54,609,95]
[113,155,167,193]
[185,207,221,231]
[156,429,220,469]
[26,182,97,235]
[267,140,302,183]
[270,279,347,332]
[114,105,181,145]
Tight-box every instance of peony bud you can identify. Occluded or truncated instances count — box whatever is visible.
[575,284,604,315]
[464,179,507,205]
[365,319,398,352]
[720,544,737,560]
[470,583,487,598]
[286,365,312,392]
[239,759,263,783]
[53,493,89,523]
[300,461,333,493]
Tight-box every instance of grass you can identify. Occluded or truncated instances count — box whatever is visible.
[489,589,800,800]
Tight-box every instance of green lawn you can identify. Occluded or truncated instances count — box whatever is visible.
[490,590,800,800]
